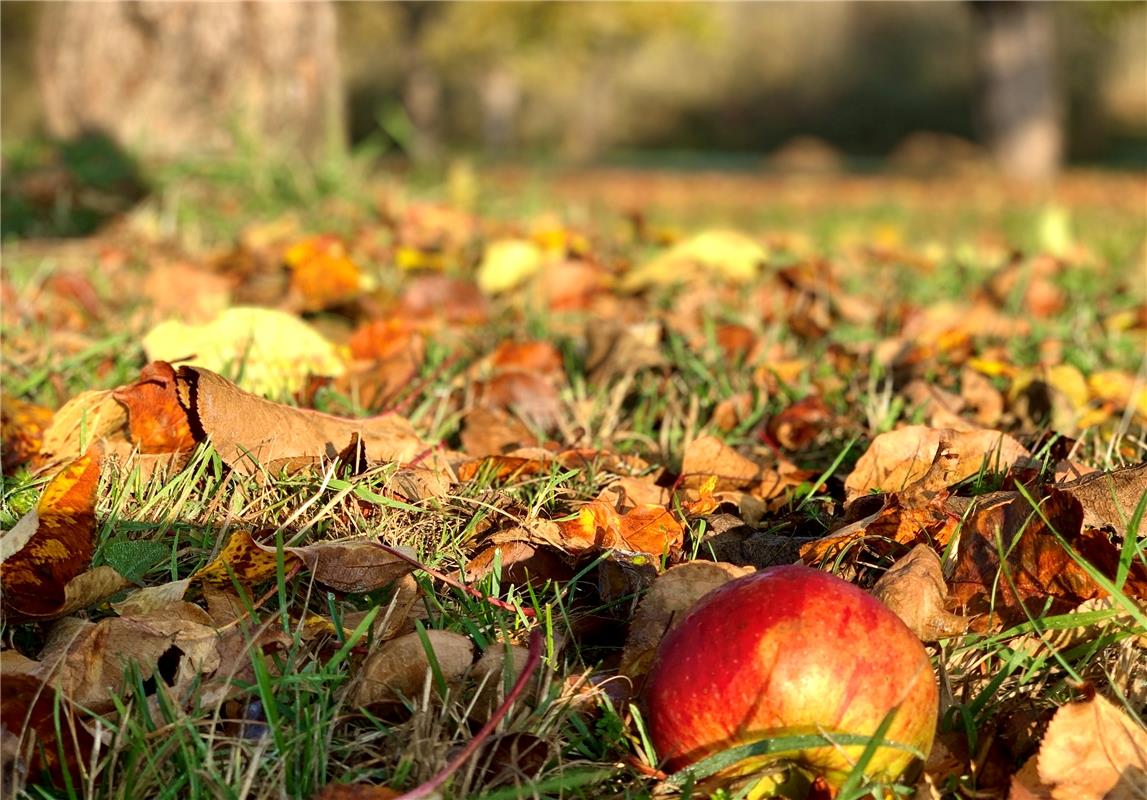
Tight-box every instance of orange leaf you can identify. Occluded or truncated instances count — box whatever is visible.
[284,234,362,311]
[1,448,101,618]
[112,361,196,453]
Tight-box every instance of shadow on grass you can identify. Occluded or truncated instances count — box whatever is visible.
[1,132,148,240]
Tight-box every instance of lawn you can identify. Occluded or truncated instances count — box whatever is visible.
[2,150,1145,800]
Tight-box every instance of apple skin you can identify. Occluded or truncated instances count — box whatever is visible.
[642,564,937,786]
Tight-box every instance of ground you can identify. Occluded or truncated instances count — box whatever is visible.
[1,152,1145,800]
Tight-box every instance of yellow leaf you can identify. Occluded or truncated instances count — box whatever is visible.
[142,307,345,397]
[476,238,544,294]
[621,229,767,291]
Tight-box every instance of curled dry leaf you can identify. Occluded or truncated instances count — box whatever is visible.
[1009,693,1147,800]
[194,530,414,594]
[763,395,832,450]
[871,544,968,641]
[352,630,474,708]
[174,365,451,491]
[112,360,196,454]
[619,560,754,683]
[1056,462,1147,532]
[845,425,1029,502]
[1,672,94,788]
[35,390,126,472]
[1,448,101,619]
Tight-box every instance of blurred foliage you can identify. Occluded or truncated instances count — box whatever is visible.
[5,1,1146,163]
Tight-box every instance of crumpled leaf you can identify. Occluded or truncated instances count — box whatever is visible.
[621,229,767,290]
[871,544,968,641]
[352,630,474,708]
[763,395,832,450]
[1,448,101,619]
[143,306,346,397]
[1055,462,1147,532]
[845,425,1029,502]
[620,561,754,683]
[194,530,415,593]
[1009,693,1147,800]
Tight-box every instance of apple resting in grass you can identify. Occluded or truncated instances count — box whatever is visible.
[642,565,937,789]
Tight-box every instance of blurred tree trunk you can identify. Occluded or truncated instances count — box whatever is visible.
[972,1,1063,181]
[37,1,344,161]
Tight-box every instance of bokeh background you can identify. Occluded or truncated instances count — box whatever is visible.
[3,1,1144,174]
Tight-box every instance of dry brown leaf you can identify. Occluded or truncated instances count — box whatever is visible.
[460,406,540,457]
[949,488,1147,629]
[763,395,832,450]
[35,390,126,472]
[619,560,754,683]
[469,643,535,721]
[194,530,414,594]
[586,319,664,384]
[35,603,220,707]
[845,425,1029,502]
[312,784,402,799]
[1,672,94,788]
[352,630,474,708]
[1009,693,1147,800]
[681,435,762,490]
[871,544,968,641]
[800,494,957,565]
[174,365,451,489]
[1056,462,1147,532]
[962,366,1004,427]
[556,501,684,558]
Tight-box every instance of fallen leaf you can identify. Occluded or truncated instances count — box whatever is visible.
[845,426,1029,502]
[312,784,401,800]
[621,229,767,290]
[800,494,957,565]
[586,320,664,384]
[143,306,346,397]
[681,435,762,490]
[1056,463,1147,532]
[1010,693,1147,800]
[961,367,1004,427]
[763,395,831,450]
[871,544,968,641]
[557,501,684,558]
[619,561,754,682]
[1,398,53,473]
[1,672,94,788]
[949,489,1145,628]
[469,643,535,721]
[352,630,474,708]
[1,448,101,619]
[397,274,489,326]
[111,361,196,453]
[194,530,414,593]
[35,390,126,472]
[174,366,449,487]
[284,234,362,311]
[477,238,545,294]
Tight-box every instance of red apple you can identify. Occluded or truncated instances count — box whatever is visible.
[642,564,937,789]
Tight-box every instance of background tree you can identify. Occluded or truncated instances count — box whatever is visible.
[36,1,344,162]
